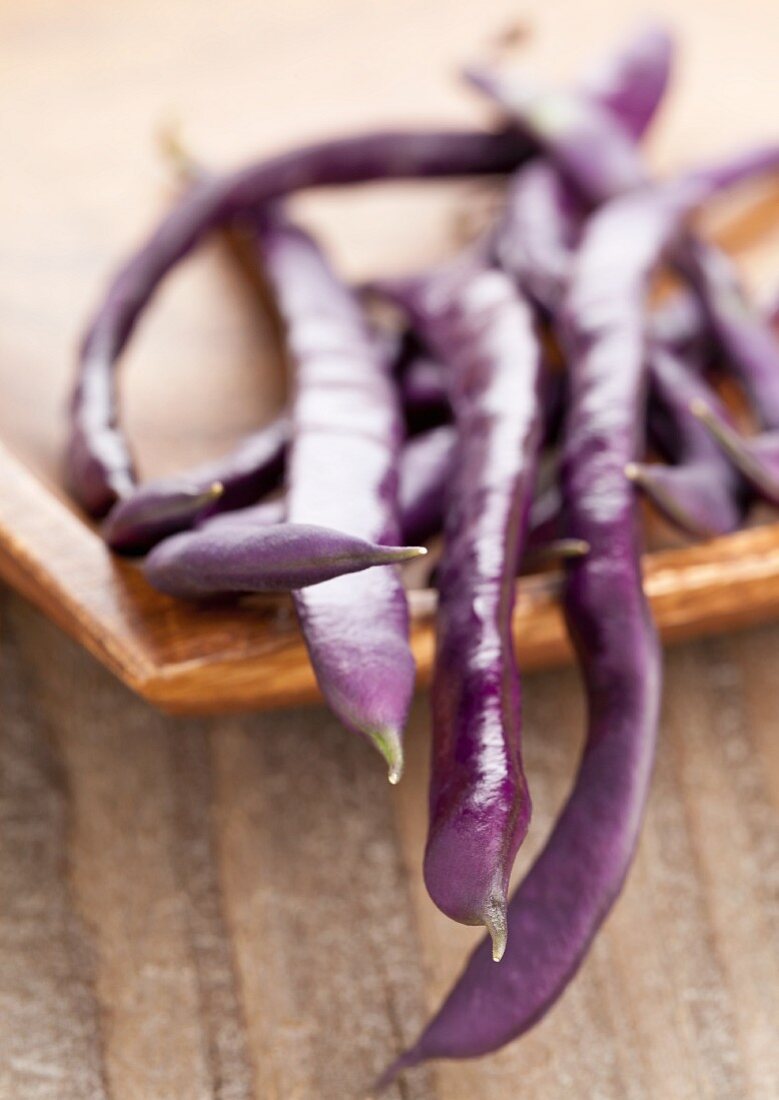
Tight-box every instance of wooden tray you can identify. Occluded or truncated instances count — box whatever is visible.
[2,0,779,717]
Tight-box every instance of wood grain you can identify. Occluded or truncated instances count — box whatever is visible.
[2,588,777,1099]
[2,1,779,1098]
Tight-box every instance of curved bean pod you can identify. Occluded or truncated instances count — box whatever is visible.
[677,241,779,505]
[381,261,543,958]
[491,18,673,311]
[376,152,779,1083]
[260,212,416,783]
[103,417,288,552]
[143,523,425,597]
[66,127,532,516]
[466,68,646,204]
[493,156,743,539]
[627,344,746,536]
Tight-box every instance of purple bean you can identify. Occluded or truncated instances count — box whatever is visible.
[196,497,285,533]
[143,523,425,597]
[377,150,779,1083]
[493,162,577,313]
[260,211,416,783]
[576,18,674,140]
[492,154,747,539]
[399,351,451,432]
[380,260,543,958]
[466,68,647,204]
[103,417,287,552]
[628,344,746,536]
[67,128,532,516]
[398,424,455,545]
[675,242,779,506]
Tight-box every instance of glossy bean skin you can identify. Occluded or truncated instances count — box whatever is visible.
[261,212,416,782]
[143,522,424,597]
[66,128,531,516]
[384,261,543,958]
[375,153,779,1083]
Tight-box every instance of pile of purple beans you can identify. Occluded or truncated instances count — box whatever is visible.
[66,21,779,1084]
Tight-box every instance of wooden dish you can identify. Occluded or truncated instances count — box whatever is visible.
[2,0,779,717]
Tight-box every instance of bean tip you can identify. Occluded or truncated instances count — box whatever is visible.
[484,894,508,962]
[689,401,779,502]
[381,545,428,565]
[371,728,404,785]
[624,461,642,483]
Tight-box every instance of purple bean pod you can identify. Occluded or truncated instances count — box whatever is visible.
[380,260,543,958]
[398,423,455,545]
[103,417,288,553]
[66,128,532,516]
[196,498,285,533]
[376,152,779,1084]
[576,18,674,140]
[259,212,416,783]
[143,522,425,597]
[466,68,647,204]
[490,18,673,311]
[628,344,746,536]
[101,339,449,556]
[492,146,743,539]
[676,241,779,505]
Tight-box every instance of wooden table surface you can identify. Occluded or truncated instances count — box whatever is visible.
[1,1,779,1097]
[2,588,778,1099]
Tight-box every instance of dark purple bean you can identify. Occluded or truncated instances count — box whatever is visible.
[381,261,543,958]
[673,241,779,506]
[376,170,671,1087]
[679,240,779,424]
[399,352,451,432]
[143,523,425,597]
[493,162,577,314]
[103,417,288,553]
[377,150,779,1083]
[103,480,225,555]
[67,128,532,516]
[260,212,415,783]
[398,424,455,545]
[628,344,745,536]
[690,402,779,509]
[491,144,745,539]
